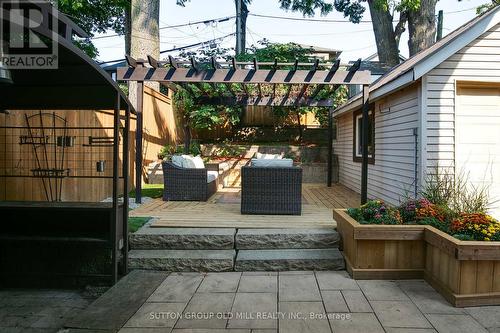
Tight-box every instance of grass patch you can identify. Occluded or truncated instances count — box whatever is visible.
[128,216,151,233]
[130,184,164,199]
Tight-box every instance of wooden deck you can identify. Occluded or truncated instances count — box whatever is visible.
[130,184,360,229]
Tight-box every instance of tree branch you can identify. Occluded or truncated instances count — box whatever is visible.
[394,10,408,46]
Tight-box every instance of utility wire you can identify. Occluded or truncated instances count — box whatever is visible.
[92,15,235,40]
[99,32,235,65]
[248,6,478,23]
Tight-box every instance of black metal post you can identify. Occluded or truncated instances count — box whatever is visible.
[361,85,369,204]
[327,108,333,187]
[135,81,144,204]
[111,93,121,284]
[122,105,130,275]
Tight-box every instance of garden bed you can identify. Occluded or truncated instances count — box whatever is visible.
[334,209,500,307]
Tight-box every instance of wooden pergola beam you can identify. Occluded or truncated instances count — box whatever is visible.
[195,96,334,107]
[117,67,371,85]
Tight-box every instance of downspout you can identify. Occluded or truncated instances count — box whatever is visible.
[413,127,418,198]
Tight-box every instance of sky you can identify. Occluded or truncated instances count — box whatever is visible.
[94,0,492,64]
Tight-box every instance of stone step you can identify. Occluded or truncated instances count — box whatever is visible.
[235,228,340,249]
[234,249,345,271]
[130,227,236,250]
[128,249,236,272]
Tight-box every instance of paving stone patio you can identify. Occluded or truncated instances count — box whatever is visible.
[0,288,94,333]
[2,271,500,333]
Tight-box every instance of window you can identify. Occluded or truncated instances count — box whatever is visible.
[353,108,374,163]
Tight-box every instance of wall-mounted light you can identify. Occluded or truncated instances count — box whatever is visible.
[96,160,106,173]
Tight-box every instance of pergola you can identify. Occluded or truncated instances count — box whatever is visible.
[117,55,372,204]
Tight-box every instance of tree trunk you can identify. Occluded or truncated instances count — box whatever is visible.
[124,2,131,56]
[407,0,438,56]
[367,0,400,67]
[129,0,160,109]
[296,112,303,142]
[235,0,248,55]
[183,122,192,154]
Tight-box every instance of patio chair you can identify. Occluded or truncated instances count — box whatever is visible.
[162,157,219,201]
[241,159,302,215]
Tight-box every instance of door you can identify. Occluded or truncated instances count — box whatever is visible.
[456,83,500,218]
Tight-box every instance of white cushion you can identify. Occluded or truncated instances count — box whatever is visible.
[255,152,283,159]
[181,155,196,168]
[171,155,184,168]
[207,170,219,183]
[251,158,293,167]
[192,155,205,169]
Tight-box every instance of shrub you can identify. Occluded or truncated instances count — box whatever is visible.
[158,142,201,159]
[347,200,402,225]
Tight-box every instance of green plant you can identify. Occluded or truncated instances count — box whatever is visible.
[421,166,491,215]
[347,200,402,225]
[158,142,201,160]
[158,144,177,159]
[128,216,151,233]
[418,217,450,233]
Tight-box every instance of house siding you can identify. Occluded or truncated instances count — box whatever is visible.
[424,23,500,173]
[333,84,420,205]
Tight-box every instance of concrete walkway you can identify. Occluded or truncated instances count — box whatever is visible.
[69,270,500,333]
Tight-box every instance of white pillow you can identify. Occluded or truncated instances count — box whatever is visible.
[192,155,205,169]
[251,158,293,167]
[181,155,196,168]
[256,152,283,159]
[171,155,184,168]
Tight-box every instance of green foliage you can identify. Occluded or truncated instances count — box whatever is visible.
[176,0,333,17]
[418,216,450,233]
[174,44,244,143]
[333,0,422,23]
[476,0,499,14]
[158,142,201,159]
[128,216,151,233]
[238,40,348,130]
[347,200,402,225]
[209,143,247,158]
[237,39,312,65]
[56,0,129,58]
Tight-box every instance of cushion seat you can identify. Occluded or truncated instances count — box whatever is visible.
[207,170,219,183]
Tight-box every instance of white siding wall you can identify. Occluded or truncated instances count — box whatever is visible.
[333,84,420,205]
[424,23,500,173]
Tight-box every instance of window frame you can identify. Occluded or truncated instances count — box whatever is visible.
[352,106,375,164]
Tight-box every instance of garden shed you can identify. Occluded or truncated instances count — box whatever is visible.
[333,6,500,217]
[0,1,134,285]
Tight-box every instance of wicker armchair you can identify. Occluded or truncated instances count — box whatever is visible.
[162,161,219,201]
[241,165,302,215]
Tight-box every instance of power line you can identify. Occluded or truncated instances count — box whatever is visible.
[92,15,235,40]
[249,12,390,23]
[248,7,478,24]
[99,32,235,65]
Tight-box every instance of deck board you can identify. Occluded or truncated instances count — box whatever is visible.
[130,184,360,229]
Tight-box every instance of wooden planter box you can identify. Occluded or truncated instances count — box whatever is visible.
[334,209,500,307]
[333,209,426,280]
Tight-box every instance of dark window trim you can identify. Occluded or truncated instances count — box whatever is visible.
[352,106,375,164]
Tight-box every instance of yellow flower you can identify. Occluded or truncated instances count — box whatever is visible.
[485,237,490,241]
